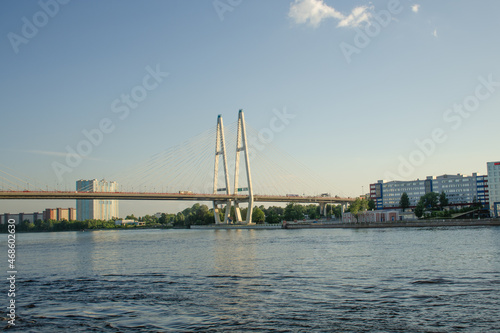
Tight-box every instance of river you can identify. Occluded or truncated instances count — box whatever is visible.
[5,226,500,332]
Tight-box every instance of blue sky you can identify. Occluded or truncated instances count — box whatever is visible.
[1,0,499,216]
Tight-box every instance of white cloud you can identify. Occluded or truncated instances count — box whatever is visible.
[289,0,372,28]
[338,5,372,28]
[411,4,420,13]
[432,29,438,38]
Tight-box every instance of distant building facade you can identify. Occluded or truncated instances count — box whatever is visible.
[0,209,76,224]
[432,173,488,206]
[487,161,500,217]
[0,212,43,224]
[370,178,428,209]
[43,208,76,221]
[76,179,119,221]
[114,219,145,226]
[342,210,414,223]
[370,173,489,210]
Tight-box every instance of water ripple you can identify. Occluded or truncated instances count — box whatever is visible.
[11,227,500,332]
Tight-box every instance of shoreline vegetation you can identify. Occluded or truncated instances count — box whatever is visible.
[2,218,499,233]
[0,203,329,233]
[1,202,498,233]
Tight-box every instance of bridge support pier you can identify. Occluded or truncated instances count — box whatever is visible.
[214,200,232,224]
[213,114,232,224]
[233,110,254,224]
[212,110,254,224]
[319,202,326,217]
[340,203,348,222]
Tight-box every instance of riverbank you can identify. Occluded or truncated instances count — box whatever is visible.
[190,223,282,230]
[190,219,500,230]
[4,219,499,233]
[283,218,500,229]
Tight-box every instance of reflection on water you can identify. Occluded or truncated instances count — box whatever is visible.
[213,229,258,277]
[10,227,500,332]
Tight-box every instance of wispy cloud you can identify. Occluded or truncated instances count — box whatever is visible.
[432,29,438,38]
[22,150,103,161]
[289,0,372,28]
[411,4,420,13]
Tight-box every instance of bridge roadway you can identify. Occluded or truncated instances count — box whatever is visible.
[0,191,355,204]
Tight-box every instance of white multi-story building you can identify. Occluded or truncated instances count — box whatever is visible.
[370,177,431,209]
[432,173,488,206]
[371,173,489,210]
[487,161,500,217]
[76,179,119,221]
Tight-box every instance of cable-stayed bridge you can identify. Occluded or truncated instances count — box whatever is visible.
[0,110,355,223]
[0,192,352,206]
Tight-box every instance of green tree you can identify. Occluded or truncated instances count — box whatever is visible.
[284,203,305,221]
[159,213,168,224]
[204,210,215,224]
[265,212,281,224]
[141,214,158,225]
[414,192,440,218]
[414,201,425,218]
[368,199,376,211]
[263,206,283,224]
[126,214,138,221]
[34,219,43,229]
[349,198,369,222]
[305,204,320,219]
[174,212,185,226]
[399,192,410,211]
[194,204,210,224]
[439,191,449,209]
[331,205,342,219]
[419,192,439,210]
[252,207,265,223]
[42,219,54,231]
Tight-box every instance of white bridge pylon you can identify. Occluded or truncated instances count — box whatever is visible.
[212,110,254,224]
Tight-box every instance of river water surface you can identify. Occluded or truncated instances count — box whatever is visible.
[6,226,500,332]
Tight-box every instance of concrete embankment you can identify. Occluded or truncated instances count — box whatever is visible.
[284,219,500,229]
[190,219,500,230]
[190,224,282,230]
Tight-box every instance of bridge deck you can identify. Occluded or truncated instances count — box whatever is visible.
[0,191,355,204]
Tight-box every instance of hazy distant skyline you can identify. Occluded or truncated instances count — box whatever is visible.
[1,0,499,216]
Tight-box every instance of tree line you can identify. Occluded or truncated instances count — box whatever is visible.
[281,203,343,221]
[0,218,120,233]
[1,202,346,232]
[406,191,484,219]
[161,203,344,226]
[345,191,485,221]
